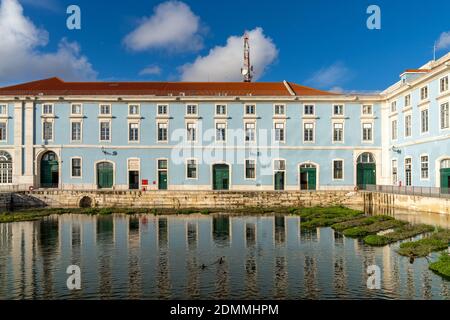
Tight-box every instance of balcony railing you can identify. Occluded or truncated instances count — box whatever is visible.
[362,184,450,198]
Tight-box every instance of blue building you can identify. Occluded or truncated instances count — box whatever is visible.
[0,53,449,192]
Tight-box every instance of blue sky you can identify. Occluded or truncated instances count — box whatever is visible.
[1,0,449,92]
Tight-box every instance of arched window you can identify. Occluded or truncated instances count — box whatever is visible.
[0,151,12,184]
[357,152,375,164]
[441,159,450,169]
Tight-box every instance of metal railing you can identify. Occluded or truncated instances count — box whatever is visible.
[362,184,450,198]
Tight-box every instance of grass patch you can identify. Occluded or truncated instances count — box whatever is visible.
[397,229,450,257]
[343,219,406,238]
[332,215,393,232]
[363,224,435,247]
[364,235,390,246]
[296,206,363,229]
[429,253,450,278]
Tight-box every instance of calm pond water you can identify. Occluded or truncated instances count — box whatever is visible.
[0,208,449,300]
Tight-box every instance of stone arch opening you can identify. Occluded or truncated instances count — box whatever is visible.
[79,196,93,208]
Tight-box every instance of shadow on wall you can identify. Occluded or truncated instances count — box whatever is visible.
[7,193,48,211]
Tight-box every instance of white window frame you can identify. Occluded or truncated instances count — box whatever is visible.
[362,122,374,143]
[392,159,398,185]
[303,104,315,116]
[128,103,140,116]
[70,103,83,116]
[391,101,397,113]
[215,121,227,143]
[420,85,429,101]
[332,121,344,143]
[362,104,373,116]
[215,104,227,116]
[420,108,429,134]
[244,121,256,143]
[332,159,344,181]
[42,119,54,142]
[440,101,449,130]
[157,121,169,143]
[440,75,449,94]
[157,104,169,116]
[274,122,286,143]
[186,104,198,116]
[244,104,256,116]
[42,103,54,115]
[405,157,413,186]
[99,104,112,115]
[391,119,398,141]
[128,121,140,143]
[333,104,344,116]
[70,157,82,179]
[0,121,7,142]
[274,104,286,116]
[0,104,7,116]
[185,158,198,180]
[186,122,197,142]
[244,159,257,180]
[99,120,111,142]
[404,94,411,108]
[303,122,315,143]
[404,113,412,138]
[70,120,82,142]
[420,154,429,181]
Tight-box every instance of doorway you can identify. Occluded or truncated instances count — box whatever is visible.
[97,162,113,189]
[356,152,376,188]
[300,164,317,190]
[40,151,59,188]
[212,164,229,190]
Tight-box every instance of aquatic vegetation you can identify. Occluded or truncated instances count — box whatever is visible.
[429,253,450,278]
[397,229,450,257]
[343,219,406,238]
[363,224,435,247]
[332,215,393,232]
[297,206,363,230]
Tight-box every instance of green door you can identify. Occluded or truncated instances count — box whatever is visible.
[300,167,317,190]
[158,171,168,190]
[441,168,450,193]
[357,163,376,188]
[213,164,229,190]
[97,162,113,189]
[40,152,59,188]
[274,171,285,190]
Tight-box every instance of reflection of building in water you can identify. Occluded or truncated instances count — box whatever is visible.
[128,217,141,298]
[274,256,288,299]
[245,223,256,247]
[39,217,59,298]
[301,228,317,242]
[382,245,393,293]
[212,216,230,246]
[96,216,113,297]
[185,220,199,298]
[157,217,171,298]
[303,255,319,299]
[0,223,11,296]
[214,257,229,299]
[186,221,198,249]
[333,230,344,245]
[406,266,415,299]
[274,216,285,245]
[10,221,39,299]
[333,256,347,297]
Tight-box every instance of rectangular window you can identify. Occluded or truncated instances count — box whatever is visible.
[440,76,449,93]
[405,115,412,137]
[43,104,53,115]
[158,159,167,170]
[304,123,314,142]
[245,105,255,115]
[391,101,397,113]
[441,102,449,129]
[333,160,343,180]
[71,158,81,178]
[71,121,81,142]
[333,104,344,115]
[421,155,429,180]
[216,123,226,141]
[158,123,168,142]
[245,160,256,179]
[187,123,196,141]
[0,122,6,141]
[405,158,412,186]
[0,104,7,115]
[100,121,110,141]
[274,104,285,115]
[404,95,411,107]
[304,104,314,115]
[129,104,140,115]
[391,120,398,140]
[274,123,285,142]
[186,104,197,115]
[157,104,168,115]
[216,104,226,115]
[186,159,197,179]
[333,123,343,142]
[392,159,398,185]
[274,160,285,171]
[129,123,139,141]
[362,123,373,141]
[245,122,255,142]
[43,121,53,140]
[421,109,429,133]
[71,104,82,115]
[420,86,428,100]
[362,104,373,115]
[100,104,111,115]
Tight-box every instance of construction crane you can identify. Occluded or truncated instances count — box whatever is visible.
[241,33,254,82]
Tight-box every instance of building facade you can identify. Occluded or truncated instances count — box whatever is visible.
[0,53,449,192]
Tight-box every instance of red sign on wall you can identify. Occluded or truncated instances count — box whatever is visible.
[142,179,148,186]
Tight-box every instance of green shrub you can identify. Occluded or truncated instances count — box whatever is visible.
[364,235,390,246]
[429,254,450,278]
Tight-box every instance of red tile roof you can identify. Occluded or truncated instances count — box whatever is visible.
[0,77,335,97]
[403,69,430,73]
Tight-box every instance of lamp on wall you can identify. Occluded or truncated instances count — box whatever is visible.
[391,146,401,154]
[101,146,117,156]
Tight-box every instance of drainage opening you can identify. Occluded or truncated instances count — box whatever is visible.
[79,196,93,208]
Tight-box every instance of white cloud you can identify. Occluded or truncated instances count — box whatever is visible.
[139,65,162,76]
[436,31,450,51]
[0,0,96,85]
[19,0,60,12]
[306,62,352,89]
[180,27,278,82]
[123,1,202,52]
